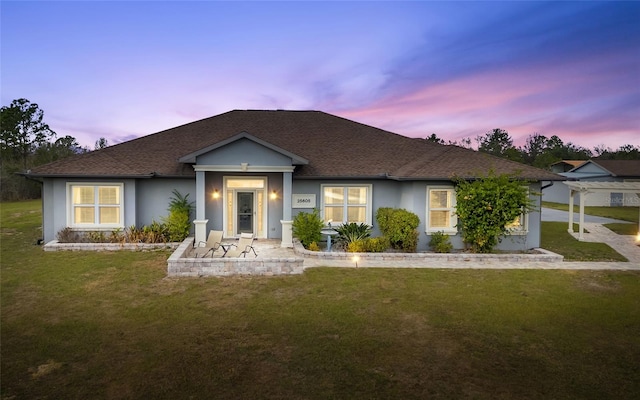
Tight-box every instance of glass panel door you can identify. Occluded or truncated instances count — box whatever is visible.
[237,192,254,234]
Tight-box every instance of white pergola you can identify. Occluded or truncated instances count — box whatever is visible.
[564,181,640,241]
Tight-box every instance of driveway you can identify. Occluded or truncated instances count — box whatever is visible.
[541,207,632,224]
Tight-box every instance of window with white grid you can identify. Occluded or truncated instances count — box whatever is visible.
[68,183,123,228]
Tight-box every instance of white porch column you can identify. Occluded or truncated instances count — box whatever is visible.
[193,170,208,244]
[280,171,293,248]
[568,189,575,233]
[578,190,587,241]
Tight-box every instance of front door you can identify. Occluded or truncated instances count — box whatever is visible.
[224,177,267,238]
[237,191,254,234]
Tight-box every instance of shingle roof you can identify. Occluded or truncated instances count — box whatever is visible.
[28,110,561,181]
[589,160,640,178]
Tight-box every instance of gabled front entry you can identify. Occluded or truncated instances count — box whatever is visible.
[224,177,267,238]
[187,131,306,246]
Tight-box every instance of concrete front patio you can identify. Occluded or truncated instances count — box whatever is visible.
[167,238,304,277]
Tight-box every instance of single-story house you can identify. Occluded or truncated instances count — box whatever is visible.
[25,110,562,251]
[543,159,640,206]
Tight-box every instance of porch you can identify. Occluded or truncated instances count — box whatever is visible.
[167,238,304,277]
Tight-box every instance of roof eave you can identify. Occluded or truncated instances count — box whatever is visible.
[20,172,157,179]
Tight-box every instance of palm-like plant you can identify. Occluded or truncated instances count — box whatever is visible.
[335,222,372,247]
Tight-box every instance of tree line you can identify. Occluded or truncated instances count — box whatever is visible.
[426,129,639,168]
[2,98,638,201]
[1,98,108,200]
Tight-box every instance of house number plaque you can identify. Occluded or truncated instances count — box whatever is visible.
[292,194,316,208]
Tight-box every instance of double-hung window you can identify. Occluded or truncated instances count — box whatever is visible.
[426,186,457,234]
[68,183,123,228]
[321,185,371,225]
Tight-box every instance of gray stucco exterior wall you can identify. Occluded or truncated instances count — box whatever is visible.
[42,178,138,242]
[136,178,195,227]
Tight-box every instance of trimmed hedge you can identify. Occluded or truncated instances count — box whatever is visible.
[376,207,420,252]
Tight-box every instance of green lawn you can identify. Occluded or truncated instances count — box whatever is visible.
[2,201,640,399]
[541,222,628,262]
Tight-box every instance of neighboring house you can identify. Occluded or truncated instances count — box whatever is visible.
[26,110,561,251]
[549,160,586,173]
[543,159,640,206]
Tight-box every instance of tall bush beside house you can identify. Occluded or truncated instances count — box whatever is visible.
[376,207,420,252]
[455,171,534,253]
[163,190,194,242]
[292,209,323,249]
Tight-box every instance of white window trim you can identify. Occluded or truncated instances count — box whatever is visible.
[66,183,124,230]
[426,186,458,234]
[320,184,373,225]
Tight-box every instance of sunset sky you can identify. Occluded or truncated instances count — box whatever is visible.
[2,1,638,151]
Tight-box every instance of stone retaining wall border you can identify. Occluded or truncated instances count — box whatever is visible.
[293,241,563,263]
[44,240,179,252]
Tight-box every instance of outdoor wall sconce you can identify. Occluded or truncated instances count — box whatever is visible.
[270,190,278,200]
[212,189,220,199]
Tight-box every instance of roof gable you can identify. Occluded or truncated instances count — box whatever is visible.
[178,131,308,165]
[569,160,611,175]
[569,159,640,178]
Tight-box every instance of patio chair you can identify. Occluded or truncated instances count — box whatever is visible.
[194,230,224,258]
[225,233,258,258]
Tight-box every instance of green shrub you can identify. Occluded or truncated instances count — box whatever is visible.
[346,237,389,253]
[164,211,190,242]
[307,242,321,252]
[87,231,107,243]
[55,224,168,244]
[347,240,366,253]
[293,209,323,248]
[335,222,372,247]
[163,190,193,242]
[455,171,534,253]
[143,221,168,243]
[364,237,389,252]
[429,231,453,253]
[376,207,420,252]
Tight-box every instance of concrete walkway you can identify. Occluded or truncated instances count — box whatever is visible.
[568,222,640,265]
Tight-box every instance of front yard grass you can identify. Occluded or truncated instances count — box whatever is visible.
[2,200,640,399]
[541,221,628,262]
